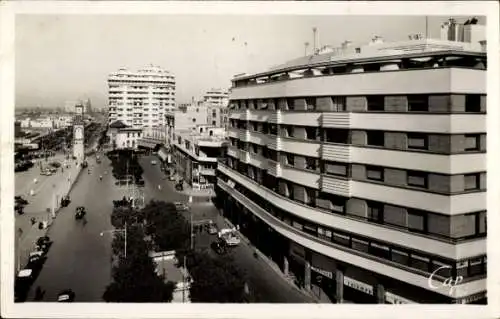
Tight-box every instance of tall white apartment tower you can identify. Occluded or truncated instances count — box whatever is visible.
[107,65,176,128]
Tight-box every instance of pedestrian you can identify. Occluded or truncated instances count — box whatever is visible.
[31,217,36,225]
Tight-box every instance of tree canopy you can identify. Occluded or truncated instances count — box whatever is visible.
[103,213,175,302]
[183,251,248,303]
[142,200,190,252]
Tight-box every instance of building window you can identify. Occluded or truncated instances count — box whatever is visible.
[391,249,409,266]
[285,126,294,137]
[305,127,318,140]
[351,238,369,253]
[407,209,427,233]
[367,95,385,111]
[286,98,295,111]
[469,257,484,276]
[407,171,428,188]
[269,124,278,135]
[305,97,316,111]
[464,134,480,151]
[366,166,384,181]
[464,173,480,190]
[366,131,385,147]
[305,157,318,171]
[408,95,428,112]
[369,242,390,259]
[325,129,350,144]
[407,133,428,150]
[252,122,258,131]
[324,162,349,177]
[333,232,350,246]
[465,94,481,113]
[286,153,294,166]
[367,201,383,223]
[410,254,430,272]
[318,227,332,241]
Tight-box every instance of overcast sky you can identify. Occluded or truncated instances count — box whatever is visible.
[15,15,485,109]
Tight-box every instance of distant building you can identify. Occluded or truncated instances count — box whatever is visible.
[115,127,143,150]
[172,125,227,191]
[166,103,209,147]
[107,65,176,129]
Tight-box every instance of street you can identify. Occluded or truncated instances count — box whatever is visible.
[139,155,314,303]
[26,154,118,301]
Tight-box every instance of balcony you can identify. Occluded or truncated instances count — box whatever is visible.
[249,152,267,169]
[200,168,216,176]
[248,130,267,145]
[228,127,239,138]
[321,143,351,162]
[239,150,250,163]
[267,135,282,151]
[229,109,249,120]
[321,113,351,128]
[268,110,282,124]
[267,159,282,177]
[238,129,250,142]
[320,175,352,197]
[227,146,238,158]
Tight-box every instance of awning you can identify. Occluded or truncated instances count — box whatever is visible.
[137,139,158,149]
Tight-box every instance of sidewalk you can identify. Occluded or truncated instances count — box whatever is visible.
[221,215,319,303]
[15,158,83,274]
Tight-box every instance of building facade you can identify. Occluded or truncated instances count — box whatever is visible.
[107,65,176,129]
[204,89,230,129]
[166,103,210,147]
[172,126,227,191]
[115,128,143,150]
[215,37,486,304]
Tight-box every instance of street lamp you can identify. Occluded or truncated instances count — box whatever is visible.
[100,222,127,258]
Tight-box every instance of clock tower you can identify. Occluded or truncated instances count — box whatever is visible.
[73,103,85,161]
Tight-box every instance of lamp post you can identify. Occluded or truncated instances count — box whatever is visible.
[188,196,193,250]
[100,221,127,258]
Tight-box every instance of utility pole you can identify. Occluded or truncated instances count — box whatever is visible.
[182,255,187,303]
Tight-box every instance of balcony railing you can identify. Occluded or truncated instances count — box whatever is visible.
[321,143,351,162]
[320,174,352,197]
[227,145,238,158]
[267,159,281,177]
[239,150,250,163]
[238,129,250,142]
[267,135,282,150]
[321,113,351,128]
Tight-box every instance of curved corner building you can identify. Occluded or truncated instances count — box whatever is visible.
[214,38,486,304]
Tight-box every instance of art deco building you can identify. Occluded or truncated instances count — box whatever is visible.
[107,65,176,128]
[214,36,487,304]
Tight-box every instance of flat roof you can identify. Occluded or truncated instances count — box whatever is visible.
[233,48,486,82]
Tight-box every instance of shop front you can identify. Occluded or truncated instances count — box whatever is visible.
[310,252,337,303]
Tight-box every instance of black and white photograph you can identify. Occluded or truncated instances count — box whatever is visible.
[1,1,499,319]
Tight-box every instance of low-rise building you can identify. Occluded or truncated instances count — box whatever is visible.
[108,120,142,150]
[172,125,227,191]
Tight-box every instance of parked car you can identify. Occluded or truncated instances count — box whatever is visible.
[168,175,176,181]
[211,238,228,255]
[208,222,218,235]
[61,195,70,207]
[75,206,86,220]
[57,289,76,302]
[15,269,34,302]
[151,160,157,165]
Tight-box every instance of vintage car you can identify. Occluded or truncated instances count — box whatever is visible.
[57,289,76,302]
[75,206,86,220]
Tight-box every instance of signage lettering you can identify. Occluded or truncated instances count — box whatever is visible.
[343,276,373,295]
[310,266,333,280]
[428,265,463,295]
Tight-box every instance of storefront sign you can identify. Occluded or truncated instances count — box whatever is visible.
[385,292,415,304]
[310,266,333,280]
[343,276,374,295]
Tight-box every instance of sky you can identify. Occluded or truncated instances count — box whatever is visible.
[15,15,485,109]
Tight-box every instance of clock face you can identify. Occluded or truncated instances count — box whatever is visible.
[75,127,83,139]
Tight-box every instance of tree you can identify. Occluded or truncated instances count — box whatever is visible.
[141,201,190,252]
[103,225,175,302]
[184,251,248,303]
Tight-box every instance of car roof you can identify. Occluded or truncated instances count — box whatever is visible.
[18,269,33,277]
